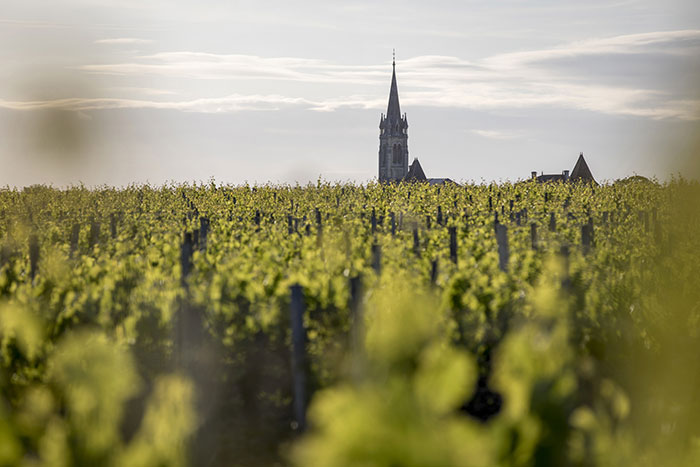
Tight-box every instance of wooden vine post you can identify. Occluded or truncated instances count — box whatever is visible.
[29,234,39,281]
[289,284,308,432]
[70,223,80,255]
[449,226,457,264]
[371,243,382,275]
[495,224,510,272]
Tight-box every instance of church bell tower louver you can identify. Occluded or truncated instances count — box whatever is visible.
[378,51,409,182]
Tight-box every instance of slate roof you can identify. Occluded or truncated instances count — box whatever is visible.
[403,158,427,181]
[570,153,596,183]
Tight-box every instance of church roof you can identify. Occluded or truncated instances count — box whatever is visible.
[386,59,402,123]
[403,158,427,181]
[570,153,596,183]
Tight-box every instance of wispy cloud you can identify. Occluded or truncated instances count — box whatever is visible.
[107,86,176,96]
[80,30,700,82]
[6,90,694,121]
[79,52,384,84]
[0,19,69,29]
[484,29,700,69]
[95,38,153,45]
[5,29,699,120]
[0,94,317,113]
[471,129,526,140]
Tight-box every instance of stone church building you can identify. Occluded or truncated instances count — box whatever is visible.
[378,57,453,184]
[377,57,595,185]
[377,56,410,182]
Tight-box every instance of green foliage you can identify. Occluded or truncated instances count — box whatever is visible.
[118,375,196,467]
[48,331,141,461]
[0,178,698,466]
[293,279,490,467]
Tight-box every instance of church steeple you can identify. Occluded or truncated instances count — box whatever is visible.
[386,51,401,123]
[378,51,409,182]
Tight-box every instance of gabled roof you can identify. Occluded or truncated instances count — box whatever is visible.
[403,158,427,181]
[386,59,402,123]
[570,153,596,183]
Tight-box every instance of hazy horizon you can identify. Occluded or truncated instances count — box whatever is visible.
[1,0,699,187]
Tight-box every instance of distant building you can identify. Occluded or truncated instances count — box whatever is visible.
[378,55,453,184]
[377,55,596,185]
[378,55,409,182]
[403,157,425,180]
[530,153,597,184]
[403,158,455,184]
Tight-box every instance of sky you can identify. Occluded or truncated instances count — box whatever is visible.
[1,0,699,186]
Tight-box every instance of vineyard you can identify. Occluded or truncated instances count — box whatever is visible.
[1,178,699,466]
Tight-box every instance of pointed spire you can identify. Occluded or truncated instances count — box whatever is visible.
[386,50,401,123]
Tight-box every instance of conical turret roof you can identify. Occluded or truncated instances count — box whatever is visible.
[570,153,596,183]
[403,158,427,181]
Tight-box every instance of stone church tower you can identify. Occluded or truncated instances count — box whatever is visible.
[378,55,409,181]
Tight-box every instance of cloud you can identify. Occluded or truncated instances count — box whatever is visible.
[403,82,700,120]
[471,129,525,140]
[4,29,698,120]
[94,38,153,45]
[484,29,700,69]
[79,52,384,84]
[6,90,694,121]
[0,92,395,114]
[79,30,700,83]
[0,19,69,29]
[0,94,318,113]
[107,86,177,96]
